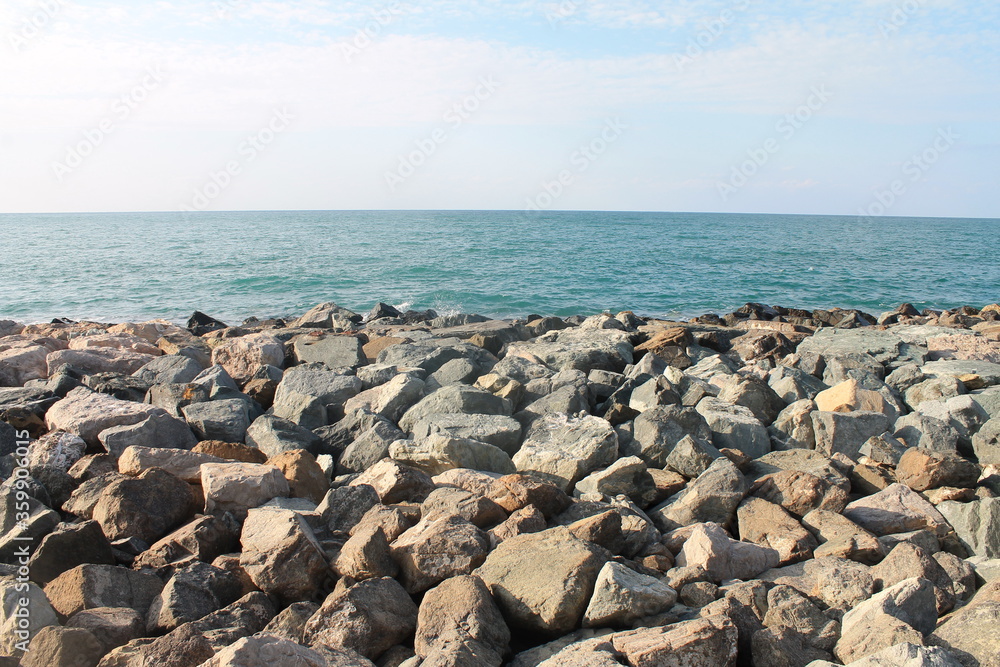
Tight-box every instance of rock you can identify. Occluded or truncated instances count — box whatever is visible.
[20,625,104,667]
[918,395,989,448]
[815,378,896,418]
[27,430,86,471]
[134,514,240,571]
[421,486,506,528]
[610,614,738,667]
[132,354,204,385]
[92,467,193,543]
[410,413,521,456]
[146,561,242,633]
[117,446,225,482]
[0,339,62,387]
[860,432,910,466]
[872,543,957,615]
[27,520,115,585]
[245,414,321,458]
[738,497,818,564]
[239,507,329,603]
[45,387,169,445]
[896,448,980,491]
[695,397,771,459]
[335,523,398,581]
[506,327,633,373]
[390,515,490,593]
[302,577,418,661]
[476,526,608,635]
[649,457,748,531]
[350,459,435,504]
[317,484,381,536]
[65,606,145,652]
[769,399,818,450]
[258,601,320,643]
[192,439,267,463]
[895,413,962,452]
[905,376,966,409]
[97,411,199,457]
[676,522,780,582]
[930,589,1000,667]
[47,346,157,377]
[834,578,937,663]
[292,333,365,368]
[266,449,329,504]
[751,626,833,667]
[272,365,364,428]
[802,509,885,564]
[333,415,406,474]
[812,411,891,459]
[201,462,290,518]
[763,584,840,651]
[210,333,285,383]
[345,374,426,424]
[845,483,953,538]
[182,398,251,442]
[398,385,511,434]
[842,643,963,667]
[582,561,677,628]
[937,498,1000,558]
[0,578,58,656]
[973,417,1000,464]
[43,564,163,618]
[512,415,618,491]
[488,473,571,519]
[664,434,723,479]
[198,635,347,667]
[628,405,713,467]
[760,556,875,614]
[390,434,516,477]
[574,456,652,500]
[718,374,786,425]
[415,575,510,664]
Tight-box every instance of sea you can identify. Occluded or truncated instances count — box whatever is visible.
[1,210,997,325]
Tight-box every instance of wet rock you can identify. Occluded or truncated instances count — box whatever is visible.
[476,526,608,635]
[43,564,163,618]
[201,462,289,518]
[239,507,329,603]
[302,577,418,661]
[390,514,490,594]
[92,468,193,543]
[695,397,771,459]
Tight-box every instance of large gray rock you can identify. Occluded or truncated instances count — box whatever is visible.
[840,642,962,667]
[844,483,952,538]
[343,373,425,423]
[201,462,289,517]
[98,410,199,456]
[0,578,58,656]
[649,456,748,531]
[512,415,618,491]
[627,405,713,467]
[768,399,818,450]
[146,561,242,633]
[812,410,891,459]
[132,354,205,385]
[695,397,771,459]
[973,417,1000,464]
[937,498,1000,558]
[894,413,962,452]
[399,385,511,433]
[27,520,115,585]
[930,585,1000,667]
[292,333,365,368]
[117,445,225,482]
[390,434,516,476]
[918,395,989,448]
[377,337,498,376]
[27,430,86,472]
[834,577,938,664]
[337,417,406,474]
[797,328,905,364]
[506,327,634,373]
[46,387,171,445]
[905,376,966,409]
[475,526,608,635]
[717,374,786,426]
[239,507,329,603]
[582,561,677,628]
[411,413,522,455]
[611,615,739,667]
[664,434,723,478]
[573,456,652,500]
[43,563,163,618]
[760,556,875,614]
[209,332,285,383]
[245,414,321,458]
[182,398,251,442]
[271,365,363,429]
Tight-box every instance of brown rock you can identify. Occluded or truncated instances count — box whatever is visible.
[567,510,625,554]
[390,515,490,594]
[421,486,507,529]
[20,626,104,667]
[44,564,163,619]
[801,509,885,565]
[737,497,817,565]
[91,468,194,544]
[872,543,956,614]
[66,606,145,652]
[265,449,329,504]
[415,575,510,663]
[350,459,435,504]
[488,505,547,547]
[487,473,572,518]
[192,440,267,463]
[815,378,894,417]
[751,469,849,517]
[134,514,240,572]
[611,614,738,666]
[896,448,980,492]
[335,524,398,581]
[239,508,330,604]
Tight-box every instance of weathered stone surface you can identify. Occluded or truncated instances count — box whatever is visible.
[973,417,1000,464]
[210,333,285,383]
[45,387,167,445]
[506,327,633,373]
[201,462,289,517]
[146,561,242,633]
[47,346,156,377]
[265,449,329,504]
[834,578,937,664]
[739,497,818,565]
[896,448,980,492]
[873,542,957,615]
[271,365,363,428]
[398,384,510,433]
[696,397,771,459]
[349,458,435,504]
[718,374,786,425]
[760,556,875,613]
[649,457,748,531]
[239,507,329,603]
[43,564,163,618]
[574,455,652,500]
[20,625,104,667]
[815,378,896,417]
[344,373,425,423]
[390,515,490,594]
[182,398,251,443]
[132,354,204,386]
[91,467,193,543]
[303,577,418,661]
[763,584,840,651]
[582,560,677,628]
[895,413,962,452]
[390,434,516,477]
[488,473,572,518]
[192,439,267,463]
[476,526,608,635]
[292,332,365,368]
[842,643,963,667]
[677,522,780,582]
[905,376,966,409]
[97,411,199,457]
[769,399,818,450]
[513,415,618,491]
[134,514,240,571]
[937,497,1000,558]
[930,584,1000,667]
[65,606,144,652]
[117,445,224,482]
[199,634,347,667]
[415,575,510,664]
[421,486,506,528]
[0,578,58,656]
[27,430,86,472]
[844,483,953,538]
[410,412,522,456]
[27,520,115,585]
[802,509,885,564]
[611,614,738,667]
[751,625,833,667]
[245,414,321,458]
[812,410,891,459]
[628,405,713,468]
[258,601,320,643]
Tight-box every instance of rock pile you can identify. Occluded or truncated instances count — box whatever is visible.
[1,299,1000,666]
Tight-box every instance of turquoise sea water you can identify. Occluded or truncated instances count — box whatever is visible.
[1,210,997,324]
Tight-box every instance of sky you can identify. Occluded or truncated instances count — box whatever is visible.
[0,0,997,217]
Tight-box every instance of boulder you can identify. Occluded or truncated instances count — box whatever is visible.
[117,445,225,482]
[421,486,507,528]
[815,378,896,418]
[271,365,363,428]
[399,385,511,433]
[649,457,748,531]
[677,522,781,582]
[0,579,58,656]
[19,626,104,667]
[45,387,168,445]
[834,578,937,664]
[390,434,516,477]
[512,415,618,491]
[844,483,953,538]
[43,564,163,618]
[582,561,677,628]
[292,333,366,368]
[26,430,86,472]
[65,606,145,652]
[476,526,608,635]
[210,333,285,383]
[610,615,738,667]
[198,635,347,667]
[896,448,980,491]
[696,397,771,458]
[973,417,1000,464]
[91,467,193,543]
[146,561,243,633]
[506,327,633,373]
[390,515,490,594]
[842,643,964,667]
[717,374,786,425]
[302,577,418,661]
[410,412,522,456]
[930,584,1000,667]
[266,449,329,504]
[738,497,818,564]
[343,373,425,423]
[317,484,381,536]
[629,405,713,467]
[415,575,510,664]
[46,347,156,377]
[182,398,251,443]
[349,459,435,504]
[201,462,289,517]
[132,354,204,385]
[239,507,329,603]
[937,497,1000,558]
[763,584,840,651]
[759,556,875,614]
[812,410,891,459]
[134,514,240,571]
[802,509,885,564]
[97,411,199,456]
[768,399,818,450]
[574,456,653,500]
[905,376,966,409]
[872,542,957,615]
[894,413,962,452]
[245,414,321,458]
[335,523,398,581]
[27,520,115,585]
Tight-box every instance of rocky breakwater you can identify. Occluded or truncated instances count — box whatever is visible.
[0,300,999,666]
